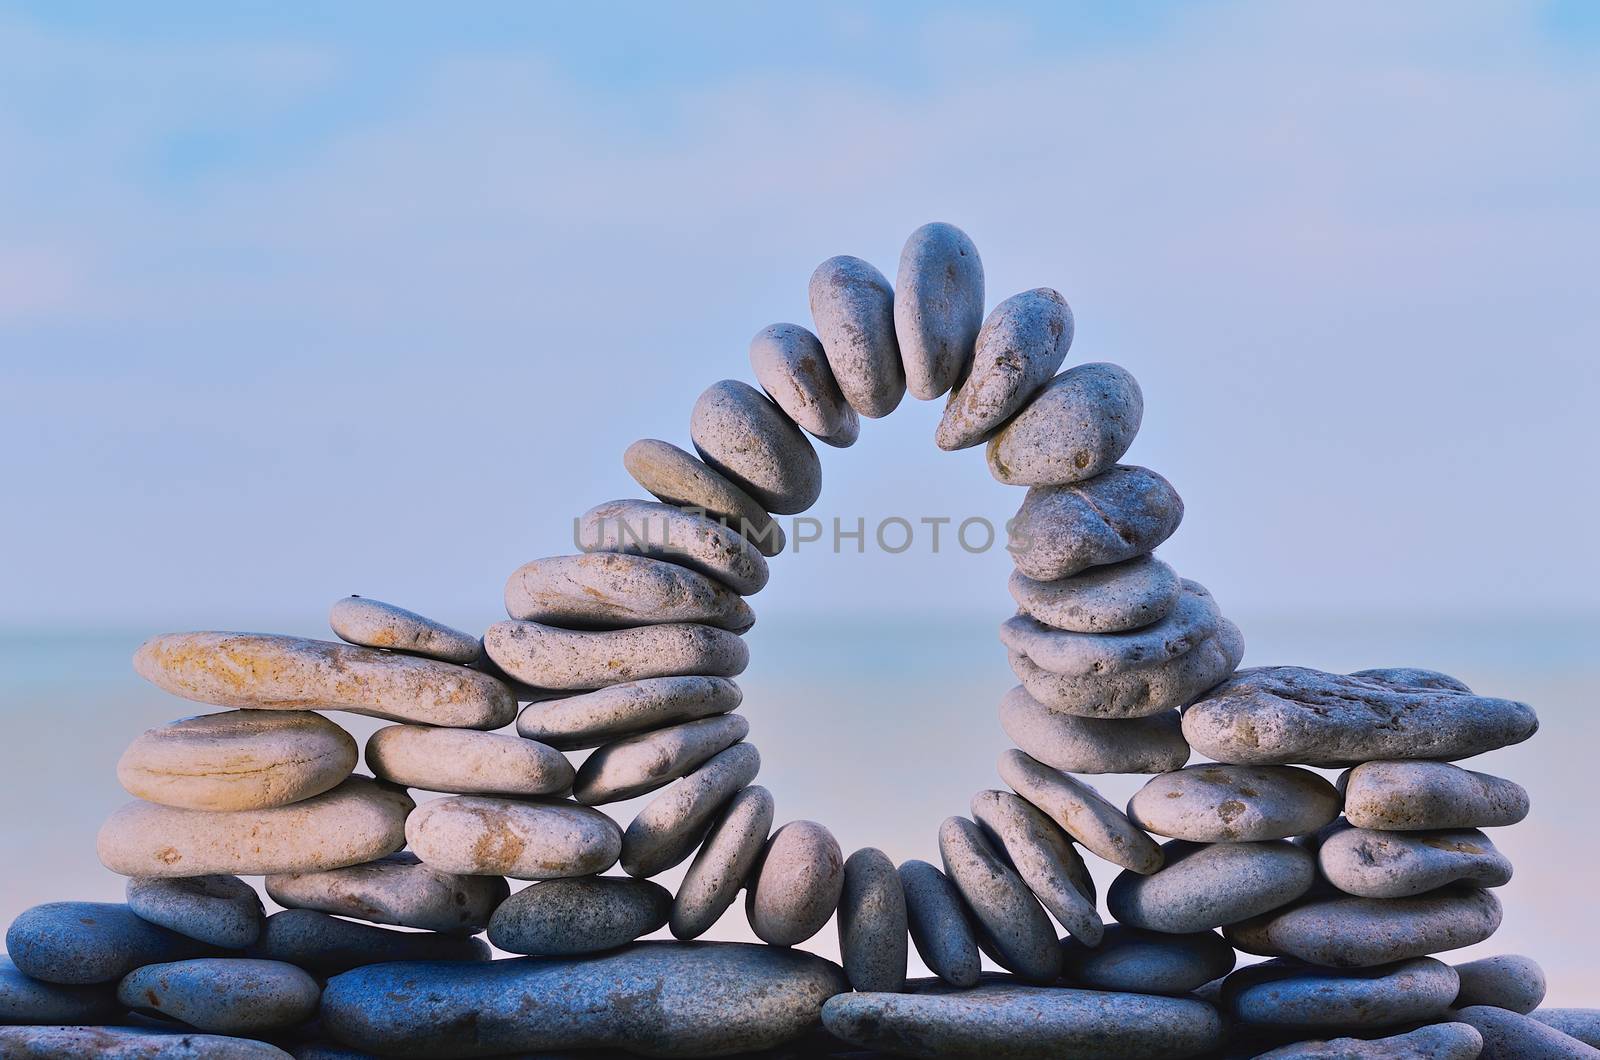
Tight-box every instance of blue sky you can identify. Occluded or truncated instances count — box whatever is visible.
[2,2,1598,630]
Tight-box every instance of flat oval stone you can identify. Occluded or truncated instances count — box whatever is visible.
[622,438,785,557]
[265,851,509,934]
[1108,839,1315,933]
[987,362,1143,486]
[837,847,907,992]
[1533,1010,1600,1049]
[117,710,357,811]
[1341,760,1530,830]
[1001,691,1190,773]
[809,255,904,419]
[6,902,212,985]
[937,287,1074,451]
[406,795,620,879]
[690,379,822,514]
[1225,885,1503,968]
[328,597,480,663]
[1253,1023,1485,1060]
[99,776,412,878]
[574,714,748,805]
[823,980,1224,1060]
[1319,824,1513,898]
[1223,956,1459,1028]
[365,725,573,797]
[1060,925,1235,996]
[249,908,489,975]
[1001,580,1220,676]
[894,221,983,401]
[504,553,754,632]
[671,784,774,939]
[577,498,770,596]
[747,820,845,947]
[484,620,747,691]
[518,675,741,751]
[938,816,1060,984]
[1128,764,1340,842]
[0,1025,293,1058]
[1457,1005,1600,1059]
[0,956,121,1024]
[1008,465,1184,581]
[622,742,761,878]
[1455,954,1547,1014]
[998,749,1163,873]
[134,632,517,729]
[126,875,264,948]
[118,958,319,1034]
[971,789,1101,945]
[488,876,671,955]
[1009,554,1182,634]
[749,322,859,446]
[898,859,980,989]
[1183,666,1540,767]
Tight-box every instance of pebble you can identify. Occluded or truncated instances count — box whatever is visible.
[133,632,517,730]
[1251,1023,1486,1060]
[998,749,1163,873]
[1535,1010,1600,1049]
[1318,825,1514,897]
[809,255,905,419]
[838,847,908,992]
[1182,666,1540,767]
[1000,580,1221,676]
[1061,925,1235,996]
[623,438,787,556]
[1127,764,1341,842]
[405,794,620,879]
[503,553,754,632]
[1008,554,1182,634]
[6,902,212,985]
[1107,839,1314,933]
[1454,954,1547,1014]
[1007,465,1184,581]
[670,784,775,939]
[0,1025,293,1058]
[483,619,748,691]
[986,362,1143,486]
[264,851,509,934]
[1457,1005,1600,1059]
[894,221,984,400]
[746,820,845,946]
[328,596,480,663]
[366,725,573,798]
[577,498,770,596]
[936,288,1074,451]
[517,675,742,750]
[1000,691,1190,773]
[118,958,319,1034]
[822,979,1224,1060]
[1341,760,1530,830]
[321,940,848,1057]
[622,742,761,877]
[690,379,822,514]
[748,322,860,446]
[573,714,748,804]
[488,875,671,955]
[249,908,490,975]
[898,859,981,989]
[970,789,1102,945]
[938,816,1061,983]
[126,875,264,948]
[116,709,357,812]
[0,955,120,1024]
[1225,885,1503,967]
[1223,956,1459,1028]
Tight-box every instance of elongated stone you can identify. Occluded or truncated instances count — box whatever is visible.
[999,749,1163,873]
[1000,690,1189,773]
[1007,465,1183,581]
[1454,954,1547,1014]
[1001,580,1220,676]
[810,255,904,419]
[747,820,845,947]
[1223,956,1459,1028]
[265,852,509,934]
[0,1026,292,1058]
[0,956,121,1024]
[127,875,264,948]
[321,941,847,1058]
[118,958,319,1034]
[1534,1010,1600,1049]
[971,789,1101,945]
[1318,824,1513,898]
[937,288,1074,451]
[1341,760,1530,830]
[1108,839,1314,933]
[1457,1006,1600,1059]
[577,498,770,596]
[987,363,1143,486]
[622,742,761,877]
[1060,925,1235,996]
[899,859,980,989]
[99,776,412,878]
[1010,618,1243,719]
[518,675,742,750]
[1183,666,1539,767]
[6,902,212,985]
[504,553,754,632]
[1252,1023,1484,1060]
[623,438,786,556]
[249,909,489,975]
[838,848,907,992]
[329,596,480,664]
[366,725,573,796]
[671,785,774,939]
[690,379,822,514]
[1225,885,1503,968]
[574,714,748,805]
[894,221,983,400]
[484,619,747,691]
[489,876,671,956]
[1009,554,1182,634]
[1128,764,1340,842]
[938,817,1060,983]
[749,322,859,446]
[405,795,620,879]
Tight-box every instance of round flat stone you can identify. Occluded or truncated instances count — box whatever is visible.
[938,816,1060,984]
[690,379,822,514]
[809,255,904,419]
[99,775,412,878]
[671,784,774,939]
[518,675,742,751]
[119,958,319,1034]
[1318,825,1513,898]
[748,322,859,446]
[1454,954,1547,1014]
[1108,839,1315,933]
[0,956,120,1024]
[0,1025,293,1058]
[249,909,489,975]
[405,795,620,879]
[6,902,212,985]
[1223,956,1458,1028]
[1001,692,1190,774]
[1060,925,1235,996]
[1533,1010,1600,1049]
[987,362,1143,486]
[1009,554,1182,634]
[998,749,1163,873]
[623,438,785,557]
[329,596,480,663]
[1001,580,1220,677]
[483,620,747,691]
[1007,465,1182,581]
[622,742,761,878]
[504,553,754,632]
[489,876,671,955]
[937,287,1074,451]
[134,632,517,729]
[1253,1022,1485,1060]
[1011,618,1244,719]
[899,859,981,989]
[747,820,845,947]
[837,847,907,992]
[265,851,509,934]
[971,789,1102,945]
[127,875,264,948]
[117,710,357,812]
[1458,1005,1600,1059]
[894,221,983,401]
[365,725,573,797]
[1340,760,1530,830]
[577,498,770,596]
[1128,764,1340,842]
[573,714,748,805]
[1225,885,1503,968]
